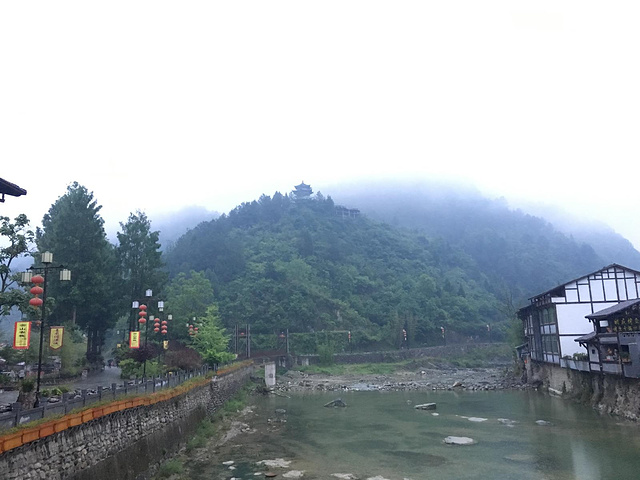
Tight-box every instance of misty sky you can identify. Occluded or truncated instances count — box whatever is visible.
[2,2,639,249]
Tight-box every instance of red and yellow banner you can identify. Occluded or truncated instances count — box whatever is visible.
[49,326,64,350]
[163,340,169,350]
[129,331,140,349]
[13,321,31,349]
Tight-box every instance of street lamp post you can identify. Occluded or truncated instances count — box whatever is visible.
[142,289,152,380]
[140,290,164,380]
[23,251,71,408]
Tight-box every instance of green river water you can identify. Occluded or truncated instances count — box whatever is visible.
[196,389,640,480]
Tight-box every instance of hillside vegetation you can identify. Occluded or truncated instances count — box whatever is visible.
[166,193,505,349]
[165,183,640,351]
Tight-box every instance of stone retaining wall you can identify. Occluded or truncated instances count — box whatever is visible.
[0,366,254,480]
[530,361,640,420]
[295,343,507,365]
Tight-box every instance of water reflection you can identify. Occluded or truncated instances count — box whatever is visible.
[199,390,640,480]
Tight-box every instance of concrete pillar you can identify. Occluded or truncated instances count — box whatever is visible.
[265,362,276,389]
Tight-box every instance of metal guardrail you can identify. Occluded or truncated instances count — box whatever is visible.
[0,366,210,431]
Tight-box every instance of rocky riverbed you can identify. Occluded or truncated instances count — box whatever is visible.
[274,364,528,394]
[155,364,531,480]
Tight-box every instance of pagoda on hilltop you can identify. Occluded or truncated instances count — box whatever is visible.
[293,181,313,200]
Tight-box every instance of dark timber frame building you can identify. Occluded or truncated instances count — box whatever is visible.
[518,264,640,366]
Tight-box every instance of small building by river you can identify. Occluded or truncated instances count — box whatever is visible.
[518,264,640,366]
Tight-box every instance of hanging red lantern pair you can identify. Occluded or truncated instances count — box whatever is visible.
[138,304,147,324]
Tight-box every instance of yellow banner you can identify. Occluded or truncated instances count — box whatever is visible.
[49,326,64,350]
[163,340,169,350]
[13,321,31,349]
[130,331,140,349]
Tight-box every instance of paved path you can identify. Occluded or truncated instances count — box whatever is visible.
[0,367,123,404]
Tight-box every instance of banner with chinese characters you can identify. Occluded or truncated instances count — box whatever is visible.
[130,331,140,349]
[13,321,31,349]
[163,340,169,350]
[49,326,64,350]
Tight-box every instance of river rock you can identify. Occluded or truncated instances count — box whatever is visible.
[331,474,357,479]
[258,458,292,468]
[414,403,436,410]
[283,471,305,478]
[324,398,347,407]
[443,436,476,445]
[535,420,552,426]
[467,417,487,422]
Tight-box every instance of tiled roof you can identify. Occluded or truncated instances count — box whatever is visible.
[586,298,640,320]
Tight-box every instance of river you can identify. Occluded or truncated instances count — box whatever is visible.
[188,389,640,480]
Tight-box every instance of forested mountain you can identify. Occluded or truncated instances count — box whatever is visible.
[329,181,640,299]
[165,193,505,348]
[164,181,640,349]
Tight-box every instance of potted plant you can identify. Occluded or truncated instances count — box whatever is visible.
[620,351,631,363]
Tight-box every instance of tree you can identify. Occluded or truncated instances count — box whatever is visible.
[165,271,215,341]
[0,214,34,316]
[36,182,120,364]
[189,305,234,366]
[116,211,167,331]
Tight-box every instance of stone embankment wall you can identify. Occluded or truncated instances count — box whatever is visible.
[295,343,508,366]
[530,362,640,420]
[0,366,254,480]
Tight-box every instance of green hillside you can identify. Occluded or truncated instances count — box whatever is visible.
[329,181,622,300]
[165,193,506,349]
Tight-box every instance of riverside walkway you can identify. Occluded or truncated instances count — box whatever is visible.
[0,366,123,405]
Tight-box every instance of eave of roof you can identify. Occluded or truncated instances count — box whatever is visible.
[0,177,27,197]
[575,331,598,343]
[586,298,640,320]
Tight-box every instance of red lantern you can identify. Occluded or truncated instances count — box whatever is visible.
[31,275,44,284]
[154,327,160,332]
[161,330,167,335]
[29,297,43,307]
[161,320,167,326]
[139,304,147,310]
[30,286,44,295]
[139,317,147,324]
[138,311,147,317]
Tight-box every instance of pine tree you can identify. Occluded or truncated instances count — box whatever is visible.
[36,182,120,364]
[116,211,167,332]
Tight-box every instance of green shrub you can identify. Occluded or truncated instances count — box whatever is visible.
[20,378,35,393]
[317,342,335,366]
[157,459,183,478]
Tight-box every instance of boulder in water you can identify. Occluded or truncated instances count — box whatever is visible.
[324,398,347,407]
[414,403,437,410]
[444,436,476,445]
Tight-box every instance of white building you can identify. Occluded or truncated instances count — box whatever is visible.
[518,264,640,365]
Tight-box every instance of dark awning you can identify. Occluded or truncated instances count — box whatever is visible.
[575,331,598,343]
[0,177,27,202]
